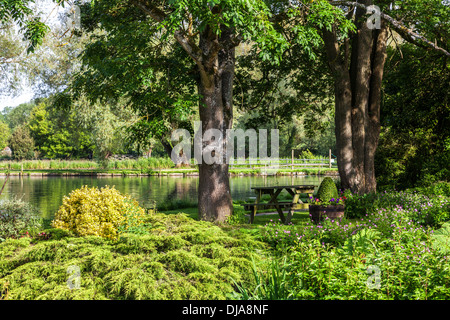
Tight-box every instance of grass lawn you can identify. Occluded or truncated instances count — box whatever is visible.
[160,195,314,227]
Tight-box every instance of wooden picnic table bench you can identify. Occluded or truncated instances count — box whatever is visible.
[242,185,316,224]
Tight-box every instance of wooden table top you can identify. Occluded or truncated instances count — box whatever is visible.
[251,185,316,190]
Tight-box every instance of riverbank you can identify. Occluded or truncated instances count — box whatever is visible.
[0,167,338,177]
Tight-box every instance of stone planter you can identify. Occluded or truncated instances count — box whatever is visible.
[309,204,345,224]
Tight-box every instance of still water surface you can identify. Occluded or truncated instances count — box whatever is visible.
[0,175,325,218]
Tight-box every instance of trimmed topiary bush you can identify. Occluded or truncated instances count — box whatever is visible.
[51,185,146,240]
[316,177,339,203]
[0,199,42,241]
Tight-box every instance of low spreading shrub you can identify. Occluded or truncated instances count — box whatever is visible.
[0,199,42,241]
[51,185,147,240]
[0,213,267,300]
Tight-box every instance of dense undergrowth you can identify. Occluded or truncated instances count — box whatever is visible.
[249,183,450,300]
[1,182,449,300]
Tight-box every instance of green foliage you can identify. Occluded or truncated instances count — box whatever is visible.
[298,149,316,159]
[226,205,248,225]
[253,191,450,300]
[344,188,450,227]
[2,184,450,300]
[0,0,53,53]
[71,3,198,153]
[27,101,94,159]
[0,120,10,150]
[51,185,147,240]
[414,182,450,198]
[0,22,24,96]
[69,96,141,160]
[0,198,42,241]
[316,177,339,203]
[0,212,267,300]
[233,13,336,159]
[1,102,35,130]
[260,220,300,250]
[0,157,176,171]
[340,228,381,257]
[8,125,35,160]
[231,257,294,300]
[376,44,450,189]
[431,222,450,255]
[277,237,449,300]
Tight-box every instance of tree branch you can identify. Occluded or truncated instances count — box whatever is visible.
[322,25,343,70]
[330,0,450,57]
[130,0,204,63]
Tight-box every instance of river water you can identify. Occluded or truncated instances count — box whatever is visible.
[0,175,325,218]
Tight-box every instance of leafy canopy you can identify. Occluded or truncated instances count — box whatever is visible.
[0,0,70,53]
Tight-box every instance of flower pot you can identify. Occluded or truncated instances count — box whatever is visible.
[309,204,345,224]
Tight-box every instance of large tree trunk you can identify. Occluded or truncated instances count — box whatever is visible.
[323,4,388,194]
[196,26,235,222]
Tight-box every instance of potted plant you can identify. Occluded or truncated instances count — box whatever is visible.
[308,177,345,223]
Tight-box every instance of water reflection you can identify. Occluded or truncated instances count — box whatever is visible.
[0,175,324,218]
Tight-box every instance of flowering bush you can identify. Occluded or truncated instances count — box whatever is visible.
[51,185,147,240]
[262,204,434,249]
[308,196,346,206]
[258,204,450,299]
[252,185,450,299]
[260,219,300,249]
[283,235,450,299]
[344,189,450,227]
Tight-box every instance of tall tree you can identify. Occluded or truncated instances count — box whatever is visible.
[72,0,290,222]
[318,0,449,194]
[9,124,35,160]
[124,0,291,222]
[27,99,94,159]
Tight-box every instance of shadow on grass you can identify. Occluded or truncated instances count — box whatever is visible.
[158,203,312,228]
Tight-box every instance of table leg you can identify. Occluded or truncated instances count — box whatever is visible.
[275,204,286,224]
[282,188,299,223]
[249,190,261,224]
[268,189,282,204]
[267,189,285,224]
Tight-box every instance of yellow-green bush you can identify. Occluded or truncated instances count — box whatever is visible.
[51,186,146,240]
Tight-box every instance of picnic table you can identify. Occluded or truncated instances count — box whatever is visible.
[242,185,316,224]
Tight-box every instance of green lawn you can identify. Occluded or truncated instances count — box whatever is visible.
[160,203,313,226]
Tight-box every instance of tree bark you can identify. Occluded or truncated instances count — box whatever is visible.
[323,25,355,191]
[323,5,388,194]
[364,21,388,193]
[196,25,235,222]
[350,0,374,193]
